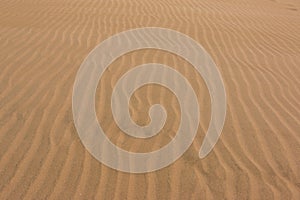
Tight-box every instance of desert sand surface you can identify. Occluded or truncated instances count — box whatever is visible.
[0,0,300,199]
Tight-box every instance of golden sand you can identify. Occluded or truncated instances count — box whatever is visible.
[0,0,299,199]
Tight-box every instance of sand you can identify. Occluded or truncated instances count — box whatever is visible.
[0,0,300,199]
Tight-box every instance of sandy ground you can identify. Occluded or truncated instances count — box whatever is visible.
[0,0,300,199]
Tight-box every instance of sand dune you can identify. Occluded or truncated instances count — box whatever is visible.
[0,0,300,199]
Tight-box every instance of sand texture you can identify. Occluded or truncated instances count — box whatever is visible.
[0,0,300,199]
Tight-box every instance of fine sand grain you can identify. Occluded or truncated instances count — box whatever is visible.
[0,0,300,199]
